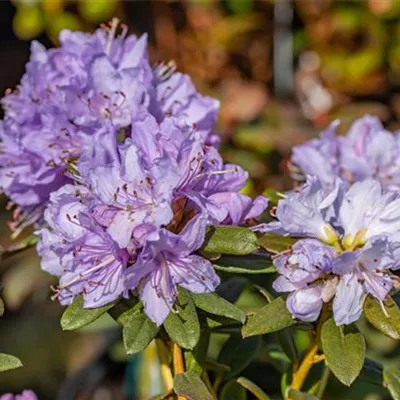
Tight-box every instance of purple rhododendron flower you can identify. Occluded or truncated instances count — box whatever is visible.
[0,20,219,234]
[38,185,130,307]
[265,177,400,325]
[291,115,400,191]
[126,214,220,325]
[0,391,38,400]
[36,112,265,319]
[273,239,336,322]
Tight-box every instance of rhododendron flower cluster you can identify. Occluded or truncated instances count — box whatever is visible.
[260,177,400,325]
[37,110,267,325]
[0,19,219,235]
[291,115,400,191]
[0,22,268,326]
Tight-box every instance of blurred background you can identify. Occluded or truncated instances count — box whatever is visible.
[1,0,400,399]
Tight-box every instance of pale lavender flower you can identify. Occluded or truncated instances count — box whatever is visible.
[267,177,400,325]
[272,239,336,322]
[37,185,130,307]
[1,21,220,233]
[291,115,400,191]
[126,214,220,325]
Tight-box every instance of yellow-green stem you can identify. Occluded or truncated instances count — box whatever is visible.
[155,339,174,393]
[172,343,186,400]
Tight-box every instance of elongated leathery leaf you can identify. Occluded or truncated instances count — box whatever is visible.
[364,296,400,340]
[164,287,200,350]
[202,226,259,255]
[117,302,159,354]
[321,318,365,386]
[191,292,246,323]
[61,296,117,331]
[0,354,23,372]
[242,296,294,337]
[174,371,214,400]
[384,367,400,400]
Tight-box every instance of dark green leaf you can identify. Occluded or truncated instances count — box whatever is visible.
[191,292,246,323]
[359,358,383,387]
[213,254,275,275]
[258,234,297,254]
[321,318,365,386]
[117,303,159,355]
[226,0,253,15]
[220,380,247,400]
[173,371,214,400]
[288,390,318,400]
[384,367,400,400]
[364,296,400,340]
[242,297,294,337]
[164,288,200,350]
[202,226,259,255]
[237,377,271,399]
[0,353,23,372]
[61,296,117,331]
[217,277,248,303]
[278,327,299,368]
[218,335,261,379]
[203,360,231,372]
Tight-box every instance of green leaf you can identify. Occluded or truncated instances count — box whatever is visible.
[117,303,159,355]
[242,297,294,337]
[191,292,246,323]
[213,254,276,274]
[173,371,214,400]
[184,351,203,375]
[202,226,259,255]
[218,336,261,380]
[164,288,200,350]
[0,353,23,372]
[288,390,318,400]
[364,296,400,340]
[61,296,117,331]
[258,234,297,254]
[321,318,365,386]
[220,380,247,400]
[384,367,400,400]
[278,327,299,368]
[237,377,271,399]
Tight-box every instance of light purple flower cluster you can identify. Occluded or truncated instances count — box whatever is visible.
[291,115,400,191]
[27,22,267,326]
[0,20,219,235]
[260,176,400,325]
[0,391,37,400]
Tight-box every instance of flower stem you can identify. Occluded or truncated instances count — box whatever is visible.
[289,342,319,392]
[316,366,330,399]
[155,339,174,393]
[172,342,186,400]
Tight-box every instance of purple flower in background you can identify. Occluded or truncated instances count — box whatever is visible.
[291,115,400,191]
[0,391,38,400]
[126,214,220,325]
[291,120,340,188]
[267,177,400,325]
